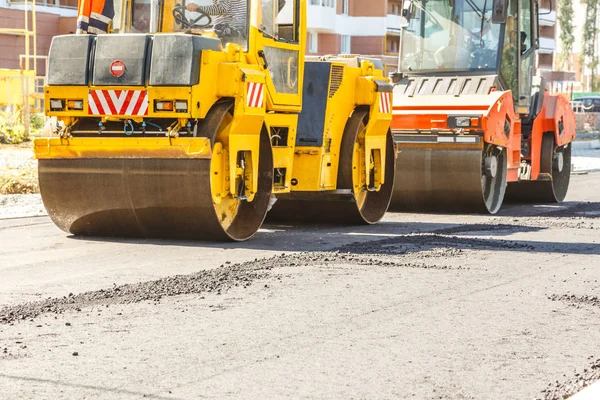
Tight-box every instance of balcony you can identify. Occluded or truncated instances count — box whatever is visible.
[538,37,556,54]
[307,2,337,33]
[386,14,402,35]
[538,9,556,26]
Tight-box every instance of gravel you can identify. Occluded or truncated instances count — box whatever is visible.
[539,358,600,400]
[548,294,600,309]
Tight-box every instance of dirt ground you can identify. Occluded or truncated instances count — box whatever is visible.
[1,173,599,399]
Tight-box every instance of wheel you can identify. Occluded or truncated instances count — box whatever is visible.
[266,109,395,224]
[481,143,508,213]
[505,133,572,203]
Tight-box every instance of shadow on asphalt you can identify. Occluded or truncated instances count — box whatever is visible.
[68,218,600,256]
[498,201,600,218]
[67,221,455,252]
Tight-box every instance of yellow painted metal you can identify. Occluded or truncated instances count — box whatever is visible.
[45,86,194,118]
[0,69,35,106]
[33,137,212,159]
[210,141,240,228]
[352,119,368,208]
[286,60,391,193]
[265,112,297,193]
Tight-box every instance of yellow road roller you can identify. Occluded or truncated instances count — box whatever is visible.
[35,0,395,241]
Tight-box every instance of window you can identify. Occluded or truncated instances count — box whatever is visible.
[500,1,518,98]
[386,35,399,54]
[341,35,351,54]
[518,0,534,107]
[311,0,334,6]
[519,0,533,55]
[388,1,402,15]
[261,0,298,43]
[309,32,318,53]
[342,0,349,15]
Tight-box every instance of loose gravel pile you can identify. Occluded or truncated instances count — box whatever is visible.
[539,358,600,400]
[548,294,600,308]
[335,233,534,256]
[1,241,482,325]
[0,261,271,325]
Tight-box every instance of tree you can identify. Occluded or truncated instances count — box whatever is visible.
[580,0,599,91]
[557,0,575,70]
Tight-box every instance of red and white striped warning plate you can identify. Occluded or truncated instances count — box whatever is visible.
[88,90,148,116]
[246,82,264,108]
[379,92,391,114]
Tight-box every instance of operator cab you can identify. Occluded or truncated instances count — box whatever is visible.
[101,0,294,48]
[396,0,539,114]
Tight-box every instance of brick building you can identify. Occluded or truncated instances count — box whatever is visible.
[306,0,403,74]
[0,0,77,75]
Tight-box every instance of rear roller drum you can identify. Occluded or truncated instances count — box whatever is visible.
[505,133,571,203]
[267,109,395,224]
[389,142,507,214]
[38,102,273,241]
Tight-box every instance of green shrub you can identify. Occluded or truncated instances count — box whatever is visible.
[0,106,44,144]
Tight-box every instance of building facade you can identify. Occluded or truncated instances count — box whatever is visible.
[1,0,569,89]
[0,0,77,75]
[306,0,402,75]
[536,0,577,93]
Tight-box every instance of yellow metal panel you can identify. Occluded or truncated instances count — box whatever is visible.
[33,137,212,159]
[291,148,322,191]
[0,69,35,106]
[319,153,335,189]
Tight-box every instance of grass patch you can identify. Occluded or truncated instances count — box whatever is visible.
[0,174,39,194]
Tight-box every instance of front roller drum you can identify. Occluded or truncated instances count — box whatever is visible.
[38,102,273,241]
[267,109,395,224]
[389,142,508,214]
[505,133,572,203]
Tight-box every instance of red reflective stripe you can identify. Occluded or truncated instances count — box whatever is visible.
[256,84,264,107]
[248,82,257,107]
[102,90,118,115]
[121,90,135,114]
[385,93,390,113]
[89,90,105,114]
[132,91,146,115]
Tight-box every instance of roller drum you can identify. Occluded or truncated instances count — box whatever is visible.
[38,102,273,241]
[389,143,507,214]
[268,110,395,225]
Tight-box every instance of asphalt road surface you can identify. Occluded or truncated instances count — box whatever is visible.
[1,173,600,399]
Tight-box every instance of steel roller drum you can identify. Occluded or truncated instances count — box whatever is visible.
[267,112,396,225]
[37,103,274,241]
[389,143,507,214]
[38,157,271,241]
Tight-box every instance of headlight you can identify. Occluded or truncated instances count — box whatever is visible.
[448,116,480,128]
[155,100,174,112]
[175,100,188,112]
[67,100,84,110]
[50,99,64,110]
[455,117,471,127]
